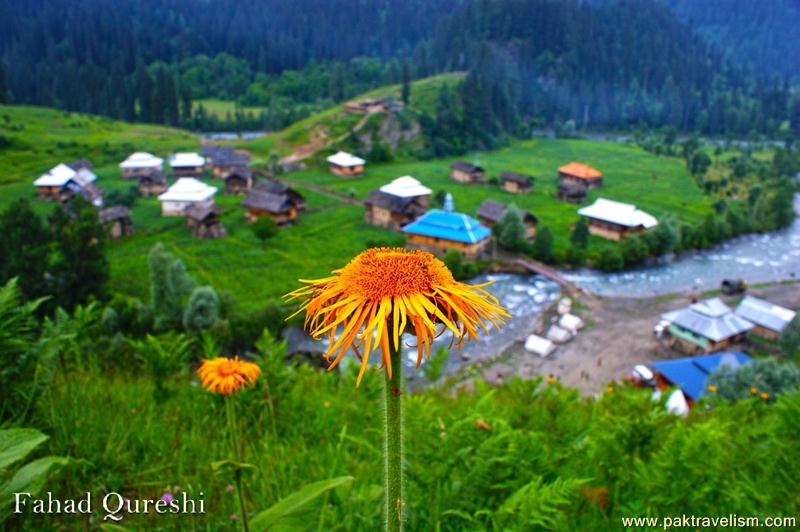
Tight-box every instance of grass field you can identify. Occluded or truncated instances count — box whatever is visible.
[0,103,715,311]
[192,98,269,119]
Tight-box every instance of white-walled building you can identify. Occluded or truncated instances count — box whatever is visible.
[158,177,218,216]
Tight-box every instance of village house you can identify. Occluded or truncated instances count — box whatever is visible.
[326,151,366,177]
[648,352,751,411]
[99,206,133,239]
[450,161,485,184]
[137,171,169,196]
[557,181,588,203]
[202,144,252,178]
[185,203,226,239]
[169,152,206,177]
[558,162,603,189]
[577,198,657,240]
[223,168,254,195]
[660,298,753,354]
[402,195,492,256]
[33,163,102,205]
[364,176,431,230]
[476,199,538,239]
[344,97,395,114]
[241,188,298,225]
[251,179,306,211]
[734,296,797,340]
[119,152,164,179]
[500,171,534,194]
[158,177,218,216]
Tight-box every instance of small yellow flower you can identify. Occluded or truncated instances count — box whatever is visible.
[606,385,615,393]
[286,248,509,386]
[546,376,557,385]
[760,392,769,400]
[707,385,717,393]
[750,387,758,395]
[198,356,261,395]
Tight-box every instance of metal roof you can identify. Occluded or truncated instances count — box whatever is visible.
[120,152,164,169]
[451,161,483,173]
[158,178,217,203]
[33,163,77,186]
[169,152,205,168]
[402,209,491,244]
[241,190,292,213]
[379,176,432,198]
[578,198,658,228]
[326,151,365,167]
[734,296,796,333]
[651,352,751,401]
[500,171,533,185]
[665,297,753,342]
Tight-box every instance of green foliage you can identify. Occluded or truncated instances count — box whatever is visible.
[779,318,800,357]
[620,235,649,267]
[49,197,109,310]
[148,243,194,328]
[708,358,800,403]
[183,286,221,333]
[569,218,589,249]
[133,332,194,398]
[251,476,354,531]
[251,216,278,244]
[596,247,624,271]
[442,249,479,281]
[530,227,554,263]
[0,428,73,522]
[0,200,51,302]
[689,150,712,177]
[422,347,449,383]
[495,205,526,251]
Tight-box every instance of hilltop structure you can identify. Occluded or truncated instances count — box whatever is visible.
[450,161,485,183]
[202,144,251,178]
[403,194,492,256]
[169,152,205,177]
[327,151,366,177]
[240,179,304,225]
[558,162,603,189]
[137,171,169,196]
[120,152,164,179]
[158,177,218,216]
[223,168,254,195]
[364,176,431,230]
[33,162,103,205]
[577,198,657,240]
[185,204,226,239]
[500,171,534,194]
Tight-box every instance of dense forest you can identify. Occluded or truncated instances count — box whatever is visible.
[1,0,798,141]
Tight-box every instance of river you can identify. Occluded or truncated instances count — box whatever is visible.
[564,195,800,296]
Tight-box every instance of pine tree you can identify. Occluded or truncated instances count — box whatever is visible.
[0,61,7,104]
[495,206,525,251]
[0,199,51,302]
[570,218,589,248]
[401,57,411,105]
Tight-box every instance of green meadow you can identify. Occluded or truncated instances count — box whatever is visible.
[0,104,716,310]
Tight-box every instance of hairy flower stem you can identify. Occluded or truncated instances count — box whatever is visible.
[226,396,250,532]
[383,325,404,532]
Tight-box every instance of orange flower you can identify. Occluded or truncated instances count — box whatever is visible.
[707,385,717,392]
[606,385,615,393]
[286,248,509,386]
[546,376,557,384]
[198,356,261,395]
[760,392,769,400]
[750,387,758,395]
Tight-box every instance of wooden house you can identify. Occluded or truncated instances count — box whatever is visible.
[403,197,492,256]
[476,199,538,239]
[33,163,102,205]
[99,206,133,239]
[169,152,205,177]
[500,172,533,194]
[241,189,298,225]
[326,151,366,177]
[558,162,603,189]
[203,145,251,178]
[557,181,587,203]
[660,298,753,354]
[252,179,306,211]
[364,176,431,230]
[577,198,657,240]
[158,178,218,216]
[185,204,226,239]
[734,296,796,340]
[450,161,485,183]
[223,168,254,195]
[137,171,169,196]
[344,97,389,114]
[119,152,164,179]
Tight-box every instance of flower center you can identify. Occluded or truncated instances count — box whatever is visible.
[217,359,237,377]
[338,248,455,301]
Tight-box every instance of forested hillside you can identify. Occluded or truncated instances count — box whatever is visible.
[1,0,798,142]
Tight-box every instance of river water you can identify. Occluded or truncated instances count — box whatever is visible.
[564,195,800,296]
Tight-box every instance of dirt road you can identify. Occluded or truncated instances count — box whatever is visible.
[478,281,800,395]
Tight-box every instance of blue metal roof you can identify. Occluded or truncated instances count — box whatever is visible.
[402,209,491,244]
[650,352,751,401]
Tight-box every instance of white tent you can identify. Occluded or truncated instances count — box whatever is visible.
[524,334,556,358]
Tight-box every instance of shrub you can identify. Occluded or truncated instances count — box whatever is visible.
[252,216,278,243]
